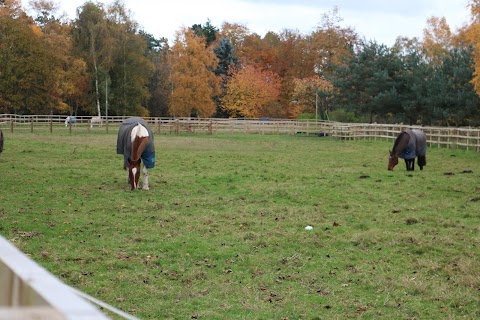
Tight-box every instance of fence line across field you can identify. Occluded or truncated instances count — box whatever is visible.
[1,114,479,152]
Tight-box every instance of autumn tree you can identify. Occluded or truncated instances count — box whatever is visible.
[219,22,251,50]
[423,16,453,65]
[29,0,88,115]
[0,8,56,113]
[222,64,281,118]
[292,76,333,119]
[168,28,220,117]
[309,7,358,77]
[462,0,480,96]
[0,0,26,18]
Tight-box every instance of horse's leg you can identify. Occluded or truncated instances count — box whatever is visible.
[405,159,414,171]
[418,156,426,170]
[142,166,149,190]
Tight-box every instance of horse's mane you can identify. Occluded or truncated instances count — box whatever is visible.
[392,131,410,154]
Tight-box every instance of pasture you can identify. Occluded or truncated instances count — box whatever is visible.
[0,129,479,319]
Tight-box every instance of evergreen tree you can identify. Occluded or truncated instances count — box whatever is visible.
[213,37,239,117]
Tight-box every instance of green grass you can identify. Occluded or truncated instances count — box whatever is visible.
[1,129,479,319]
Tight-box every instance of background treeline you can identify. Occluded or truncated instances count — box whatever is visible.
[2,0,480,126]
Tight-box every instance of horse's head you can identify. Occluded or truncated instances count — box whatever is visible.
[128,158,142,190]
[388,150,398,170]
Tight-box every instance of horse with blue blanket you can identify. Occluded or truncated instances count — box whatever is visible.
[388,129,427,171]
[116,117,155,190]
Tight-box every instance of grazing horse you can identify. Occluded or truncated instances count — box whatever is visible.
[388,129,427,171]
[90,116,102,127]
[0,129,3,153]
[65,116,77,127]
[116,117,155,190]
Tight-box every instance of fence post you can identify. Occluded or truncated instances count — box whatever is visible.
[31,119,34,133]
[10,120,13,133]
[208,120,213,135]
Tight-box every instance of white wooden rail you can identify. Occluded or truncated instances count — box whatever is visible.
[1,114,479,151]
[0,235,110,320]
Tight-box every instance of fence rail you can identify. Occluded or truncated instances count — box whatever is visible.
[1,114,479,151]
[0,235,109,319]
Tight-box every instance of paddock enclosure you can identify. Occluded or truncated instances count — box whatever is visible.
[1,114,480,152]
[0,119,479,319]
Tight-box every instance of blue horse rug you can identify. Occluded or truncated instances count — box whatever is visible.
[399,129,427,160]
[116,117,155,169]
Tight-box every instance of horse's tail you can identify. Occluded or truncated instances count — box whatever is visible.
[418,155,426,167]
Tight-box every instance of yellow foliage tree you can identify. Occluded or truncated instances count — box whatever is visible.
[222,64,281,118]
[169,28,220,117]
[292,76,333,117]
[423,16,453,65]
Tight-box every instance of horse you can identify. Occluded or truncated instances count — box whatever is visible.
[90,116,102,128]
[0,129,3,153]
[116,117,155,190]
[65,116,77,127]
[388,129,427,171]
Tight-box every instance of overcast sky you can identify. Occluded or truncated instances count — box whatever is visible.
[25,0,472,46]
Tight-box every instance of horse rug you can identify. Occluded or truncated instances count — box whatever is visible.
[399,129,427,160]
[116,117,155,168]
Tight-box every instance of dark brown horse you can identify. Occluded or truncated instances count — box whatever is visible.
[388,129,427,171]
[0,129,3,153]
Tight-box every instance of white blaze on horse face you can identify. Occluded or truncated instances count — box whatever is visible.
[131,167,138,189]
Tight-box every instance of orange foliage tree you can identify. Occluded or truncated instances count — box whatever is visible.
[169,28,220,117]
[222,64,281,118]
[292,76,333,117]
[464,0,480,95]
[30,0,88,114]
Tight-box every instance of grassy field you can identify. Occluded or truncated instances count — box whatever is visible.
[0,128,479,319]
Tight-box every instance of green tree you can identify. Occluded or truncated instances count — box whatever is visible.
[428,46,480,125]
[106,0,153,116]
[72,1,112,117]
[213,37,239,117]
[391,42,434,125]
[191,19,218,47]
[141,31,170,117]
[330,41,404,123]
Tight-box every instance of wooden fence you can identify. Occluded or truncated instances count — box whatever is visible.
[1,114,479,151]
[0,235,109,319]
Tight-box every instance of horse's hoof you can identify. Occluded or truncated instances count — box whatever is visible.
[142,186,150,190]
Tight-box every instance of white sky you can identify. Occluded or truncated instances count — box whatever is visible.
[24,0,472,46]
